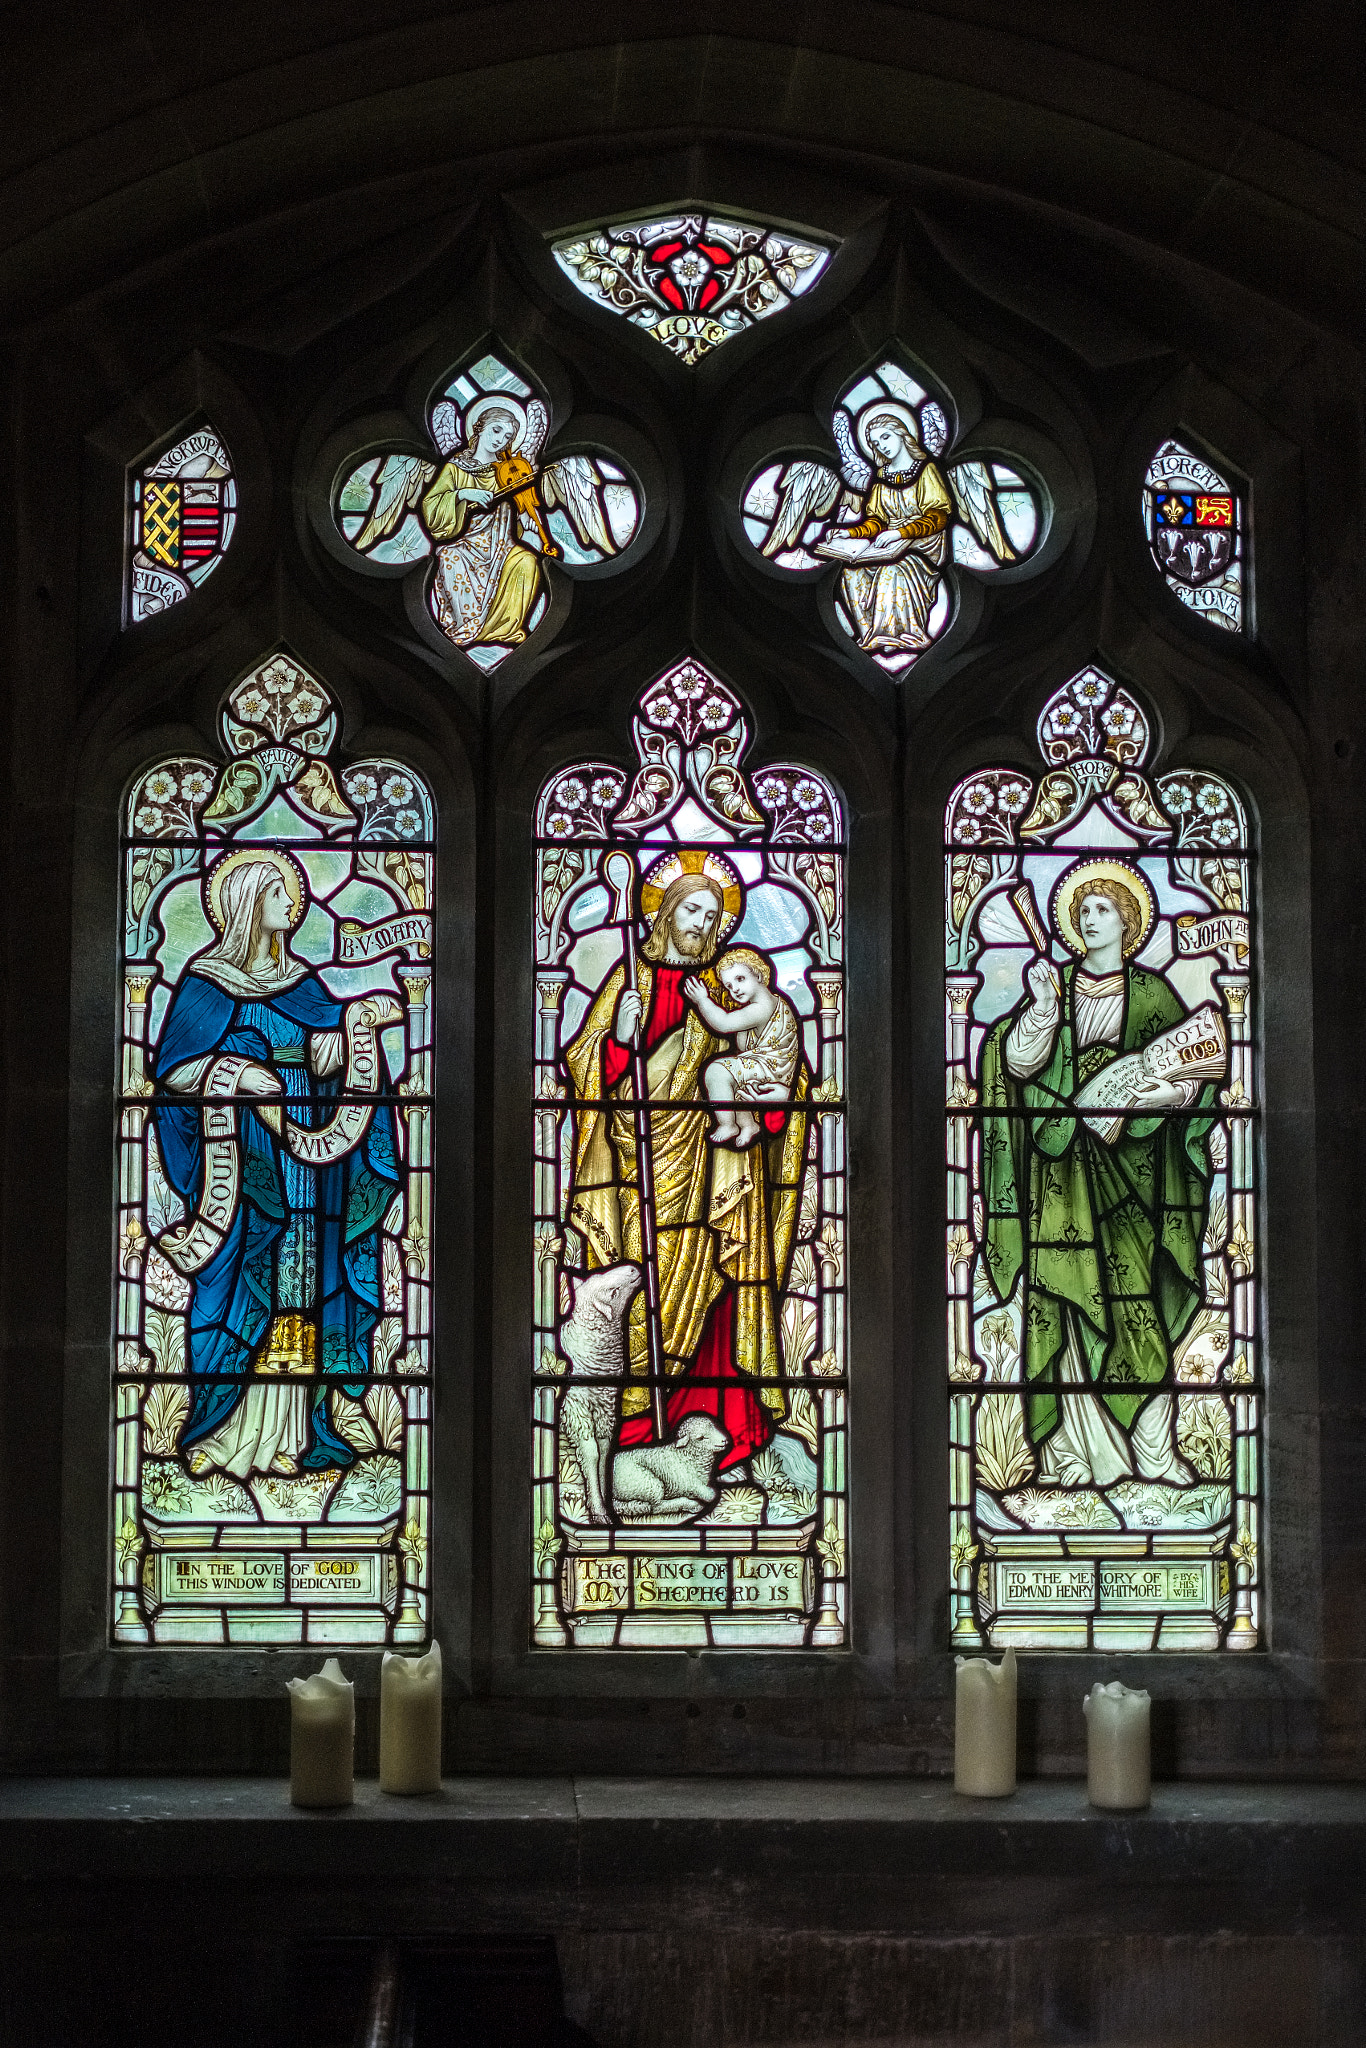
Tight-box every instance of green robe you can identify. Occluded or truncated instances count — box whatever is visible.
[979,964,1214,1447]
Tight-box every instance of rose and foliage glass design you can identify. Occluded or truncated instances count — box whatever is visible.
[335,352,642,670]
[531,661,847,1648]
[127,425,237,625]
[1143,439,1244,633]
[113,654,434,1647]
[741,360,1040,674]
[945,666,1260,1651]
[551,213,832,365]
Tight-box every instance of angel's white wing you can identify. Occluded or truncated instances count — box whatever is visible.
[948,460,1016,564]
[523,398,550,466]
[541,456,615,555]
[761,460,841,557]
[430,400,460,456]
[831,409,873,493]
[919,401,949,459]
[354,453,437,553]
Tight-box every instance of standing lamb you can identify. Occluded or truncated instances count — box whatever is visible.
[556,1262,641,1525]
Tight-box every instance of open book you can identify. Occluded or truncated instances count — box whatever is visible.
[1072,1002,1227,1142]
[812,529,915,566]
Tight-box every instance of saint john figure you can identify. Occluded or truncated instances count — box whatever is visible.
[978,865,1219,1489]
[153,856,401,1480]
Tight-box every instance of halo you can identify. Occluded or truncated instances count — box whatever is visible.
[205,848,307,934]
[1050,859,1155,959]
[464,393,526,454]
[639,848,743,942]
[856,399,925,462]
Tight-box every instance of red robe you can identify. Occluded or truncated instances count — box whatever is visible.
[607,967,783,1471]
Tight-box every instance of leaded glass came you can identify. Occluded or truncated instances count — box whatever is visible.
[532,662,848,1649]
[1143,439,1245,632]
[945,667,1260,1652]
[113,654,434,1648]
[127,425,236,625]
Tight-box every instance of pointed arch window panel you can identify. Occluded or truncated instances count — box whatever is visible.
[334,350,644,670]
[127,424,237,624]
[113,653,435,1647]
[551,213,833,365]
[739,358,1043,674]
[532,661,848,1650]
[1143,440,1246,633]
[945,666,1260,1653]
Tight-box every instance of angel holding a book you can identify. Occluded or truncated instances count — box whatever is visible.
[977,860,1228,1493]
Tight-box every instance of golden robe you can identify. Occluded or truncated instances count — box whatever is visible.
[563,959,809,1431]
[421,456,542,648]
[841,459,953,654]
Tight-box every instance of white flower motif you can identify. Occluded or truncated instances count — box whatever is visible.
[1196,782,1228,815]
[962,783,994,816]
[1049,704,1081,733]
[382,773,413,805]
[234,690,270,723]
[347,771,379,803]
[1102,704,1135,735]
[286,689,325,725]
[556,777,587,810]
[261,662,296,696]
[1209,817,1239,847]
[997,779,1030,816]
[756,774,788,807]
[143,770,177,803]
[134,805,164,834]
[670,252,711,288]
[1072,674,1107,705]
[792,778,823,811]
[643,693,675,726]
[953,817,982,844]
[546,812,574,839]
[672,669,706,703]
[393,808,423,838]
[179,768,214,803]
[1166,780,1194,814]
[806,815,831,841]
[589,775,620,806]
[698,695,732,731]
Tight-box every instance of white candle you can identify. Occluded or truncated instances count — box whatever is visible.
[379,1639,443,1795]
[954,1647,1017,1796]
[1084,1681,1151,1809]
[287,1657,354,1808]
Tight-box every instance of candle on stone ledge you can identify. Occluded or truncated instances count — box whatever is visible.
[379,1639,443,1795]
[954,1646,1017,1796]
[1084,1681,1151,1810]
[287,1657,354,1809]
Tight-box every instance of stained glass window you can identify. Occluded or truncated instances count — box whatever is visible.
[127,425,236,624]
[740,359,1040,672]
[334,351,642,669]
[532,661,847,1648]
[551,214,832,364]
[1143,440,1245,632]
[113,653,434,1647]
[945,666,1260,1652]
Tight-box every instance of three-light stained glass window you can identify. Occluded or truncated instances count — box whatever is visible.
[113,654,434,1647]
[945,667,1260,1651]
[531,662,848,1648]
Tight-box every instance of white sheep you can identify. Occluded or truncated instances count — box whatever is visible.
[612,1414,730,1524]
[556,1262,641,1525]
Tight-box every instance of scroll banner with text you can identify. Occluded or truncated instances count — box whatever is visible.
[337,913,432,964]
[1175,912,1250,957]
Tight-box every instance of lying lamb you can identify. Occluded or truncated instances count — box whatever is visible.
[612,1414,730,1524]
[556,1262,641,1525]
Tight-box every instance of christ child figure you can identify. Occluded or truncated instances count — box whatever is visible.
[684,947,801,1148]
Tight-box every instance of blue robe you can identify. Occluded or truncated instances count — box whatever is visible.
[153,969,401,1470]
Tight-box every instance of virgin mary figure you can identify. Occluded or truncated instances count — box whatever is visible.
[152,854,402,1480]
[978,861,1220,1489]
[815,403,955,658]
[421,395,553,652]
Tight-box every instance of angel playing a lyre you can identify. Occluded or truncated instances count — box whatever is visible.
[753,390,1028,670]
[346,387,635,661]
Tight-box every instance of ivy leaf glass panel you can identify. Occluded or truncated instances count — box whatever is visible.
[113,655,435,1648]
[944,667,1260,1652]
[531,661,848,1648]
